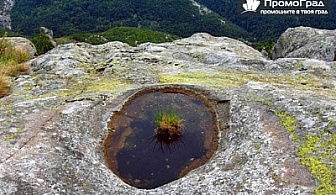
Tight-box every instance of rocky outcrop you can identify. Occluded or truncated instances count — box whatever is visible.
[0,31,335,194]
[40,26,57,47]
[0,0,14,29]
[4,37,37,58]
[272,26,336,61]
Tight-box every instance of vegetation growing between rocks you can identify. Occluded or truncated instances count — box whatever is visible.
[0,28,21,37]
[31,33,55,55]
[251,40,276,58]
[0,34,30,98]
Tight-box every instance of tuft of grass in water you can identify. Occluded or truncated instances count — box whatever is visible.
[154,110,184,150]
[154,110,184,137]
[0,34,30,98]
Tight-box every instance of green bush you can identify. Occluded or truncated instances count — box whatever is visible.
[31,34,54,55]
[252,40,276,58]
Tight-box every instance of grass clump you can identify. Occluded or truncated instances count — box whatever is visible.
[0,76,11,97]
[154,110,184,142]
[0,34,30,98]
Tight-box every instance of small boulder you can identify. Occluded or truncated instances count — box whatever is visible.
[4,37,37,58]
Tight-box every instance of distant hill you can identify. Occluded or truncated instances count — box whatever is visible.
[10,0,247,39]
[195,0,336,41]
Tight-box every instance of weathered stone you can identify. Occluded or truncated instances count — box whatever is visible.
[0,31,335,194]
[4,37,37,58]
[40,26,57,47]
[272,26,336,61]
[0,0,14,29]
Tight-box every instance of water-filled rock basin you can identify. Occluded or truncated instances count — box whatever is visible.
[103,87,219,189]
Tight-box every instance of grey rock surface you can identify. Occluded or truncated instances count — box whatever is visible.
[272,26,336,62]
[0,31,335,194]
[0,0,14,29]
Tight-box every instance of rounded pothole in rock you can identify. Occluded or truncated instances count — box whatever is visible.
[103,86,220,189]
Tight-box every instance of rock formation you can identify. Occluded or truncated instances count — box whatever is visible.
[0,28,335,194]
[40,26,57,47]
[272,26,336,61]
[3,37,37,58]
[0,0,14,29]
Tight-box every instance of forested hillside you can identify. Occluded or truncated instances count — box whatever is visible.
[11,0,247,39]
[196,0,336,41]
[64,27,180,46]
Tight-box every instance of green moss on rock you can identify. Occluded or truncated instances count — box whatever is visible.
[276,111,300,142]
[159,71,248,88]
[3,126,25,141]
[276,111,336,195]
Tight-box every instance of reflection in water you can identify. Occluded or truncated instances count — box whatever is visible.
[104,88,218,189]
[153,131,184,152]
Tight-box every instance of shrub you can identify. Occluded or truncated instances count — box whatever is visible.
[31,33,54,55]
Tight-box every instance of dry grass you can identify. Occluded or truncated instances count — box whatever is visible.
[0,36,30,98]
[0,75,11,98]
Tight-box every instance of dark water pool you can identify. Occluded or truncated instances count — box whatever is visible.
[104,88,218,189]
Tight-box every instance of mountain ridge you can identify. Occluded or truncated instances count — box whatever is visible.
[4,0,336,42]
[9,0,246,39]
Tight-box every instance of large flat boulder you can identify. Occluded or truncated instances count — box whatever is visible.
[0,32,335,194]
